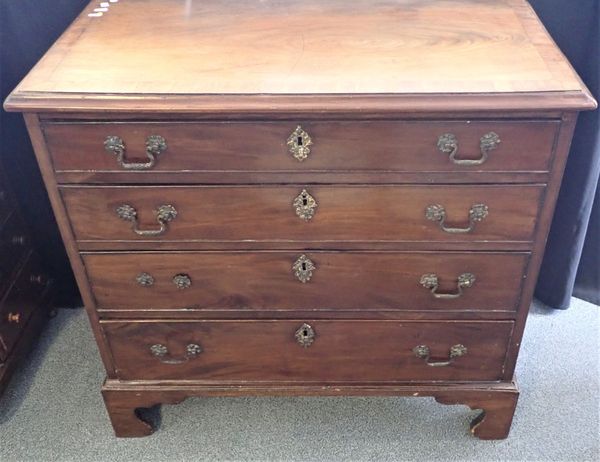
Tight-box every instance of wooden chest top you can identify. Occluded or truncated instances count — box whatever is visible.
[4,0,595,113]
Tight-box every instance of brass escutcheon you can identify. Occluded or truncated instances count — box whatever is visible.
[293,255,316,283]
[287,126,313,161]
[295,323,316,348]
[293,189,318,221]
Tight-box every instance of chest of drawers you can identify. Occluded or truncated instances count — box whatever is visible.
[0,166,54,396]
[5,0,595,439]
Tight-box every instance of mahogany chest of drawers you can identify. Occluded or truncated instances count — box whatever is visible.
[5,0,595,439]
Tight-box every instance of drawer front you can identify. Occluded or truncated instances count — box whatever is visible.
[102,320,514,382]
[62,185,544,244]
[44,121,558,176]
[84,252,529,312]
[0,181,13,227]
[0,253,50,360]
[0,213,30,296]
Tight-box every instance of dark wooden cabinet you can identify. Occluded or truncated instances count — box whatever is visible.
[0,169,54,395]
[4,0,596,440]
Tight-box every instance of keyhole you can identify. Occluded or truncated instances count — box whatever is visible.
[301,262,307,271]
[302,329,309,337]
[297,136,303,146]
[302,193,308,206]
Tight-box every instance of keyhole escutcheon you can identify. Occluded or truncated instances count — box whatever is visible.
[295,323,315,347]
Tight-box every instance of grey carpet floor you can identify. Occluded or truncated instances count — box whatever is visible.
[0,299,598,462]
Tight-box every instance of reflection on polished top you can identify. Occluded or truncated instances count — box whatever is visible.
[5,0,595,112]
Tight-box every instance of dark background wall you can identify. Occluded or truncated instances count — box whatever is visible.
[529,0,599,308]
[1,0,598,308]
[1,0,89,306]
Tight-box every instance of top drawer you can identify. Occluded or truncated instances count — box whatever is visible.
[42,120,559,183]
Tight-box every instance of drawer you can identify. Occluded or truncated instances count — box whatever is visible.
[0,253,50,361]
[0,213,30,297]
[0,182,13,227]
[43,120,558,178]
[102,320,514,382]
[84,251,529,312]
[62,185,544,245]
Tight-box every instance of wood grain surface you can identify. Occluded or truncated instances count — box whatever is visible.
[83,251,529,312]
[4,0,595,112]
[102,381,519,439]
[7,0,588,95]
[43,120,559,176]
[102,319,514,382]
[61,185,545,245]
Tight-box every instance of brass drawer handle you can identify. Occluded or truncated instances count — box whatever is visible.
[420,273,475,299]
[150,343,202,364]
[116,204,177,236]
[413,344,467,367]
[295,323,316,348]
[293,189,318,221]
[172,274,192,289]
[7,312,20,324]
[292,254,316,283]
[437,132,500,165]
[425,203,488,234]
[287,125,313,162]
[104,135,167,170]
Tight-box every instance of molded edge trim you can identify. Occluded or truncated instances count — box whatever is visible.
[4,90,597,114]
